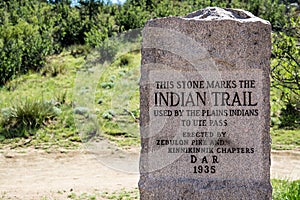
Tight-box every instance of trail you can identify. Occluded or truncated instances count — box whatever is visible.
[0,148,139,200]
[271,150,300,180]
[0,147,299,199]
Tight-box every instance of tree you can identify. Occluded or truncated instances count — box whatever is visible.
[0,0,54,84]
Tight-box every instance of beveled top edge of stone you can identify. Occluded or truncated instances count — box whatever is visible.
[146,7,270,25]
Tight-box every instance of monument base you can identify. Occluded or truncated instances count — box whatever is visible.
[139,177,272,200]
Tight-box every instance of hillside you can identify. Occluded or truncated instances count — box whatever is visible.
[0,42,299,151]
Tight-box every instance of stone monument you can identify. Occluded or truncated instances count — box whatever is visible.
[139,7,272,199]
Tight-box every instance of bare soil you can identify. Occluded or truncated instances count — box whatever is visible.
[0,147,299,200]
[0,147,139,200]
[271,150,300,181]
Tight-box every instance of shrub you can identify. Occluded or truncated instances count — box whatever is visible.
[279,103,300,129]
[0,98,60,138]
[84,25,108,48]
[70,45,91,58]
[0,1,55,85]
[115,2,151,31]
[102,110,115,120]
[0,20,53,85]
[40,60,67,77]
[119,55,131,67]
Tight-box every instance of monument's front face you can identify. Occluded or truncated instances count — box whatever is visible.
[139,7,272,200]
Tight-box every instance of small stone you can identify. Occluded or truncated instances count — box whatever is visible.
[73,107,89,115]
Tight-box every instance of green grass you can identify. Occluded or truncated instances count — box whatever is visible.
[0,50,84,150]
[27,188,139,200]
[67,192,97,200]
[0,46,299,151]
[0,47,141,150]
[93,51,141,147]
[101,188,139,200]
[272,179,300,200]
[0,98,60,138]
[271,128,300,150]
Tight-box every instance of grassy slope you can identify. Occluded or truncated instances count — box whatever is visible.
[0,51,84,150]
[0,49,298,151]
[0,49,141,150]
[94,51,141,147]
[271,128,300,150]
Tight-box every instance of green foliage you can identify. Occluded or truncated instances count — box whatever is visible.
[65,192,97,200]
[0,0,299,147]
[152,0,176,18]
[271,15,300,128]
[102,109,115,120]
[95,51,141,147]
[0,98,60,138]
[0,0,54,85]
[70,45,92,58]
[0,23,23,84]
[52,3,84,47]
[0,52,84,149]
[272,32,300,98]
[116,1,151,31]
[101,188,139,200]
[223,0,288,30]
[96,37,121,62]
[272,179,300,200]
[84,25,109,47]
[279,103,300,129]
[83,3,119,47]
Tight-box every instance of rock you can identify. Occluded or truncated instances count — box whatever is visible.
[139,7,272,200]
[73,107,89,115]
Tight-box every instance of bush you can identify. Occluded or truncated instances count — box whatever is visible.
[0,98,60,138]
[95,38,120,63]
[0,19,53,85]
[116,2,151,31]
[102,110,115,120]
[70,45,91,58]
[41,60,67,77]
[0,22,24,84]
[84,25,108,48]
[272,179,300,200]
[279,103,300,129]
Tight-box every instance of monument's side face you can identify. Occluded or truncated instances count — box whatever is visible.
[139,7,272,200]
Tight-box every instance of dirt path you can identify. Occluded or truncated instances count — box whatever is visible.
[271,150,300,181]
[0,147,299,199]
[0,147,139,200]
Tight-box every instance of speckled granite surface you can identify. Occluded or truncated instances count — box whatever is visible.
[139,7,272,200]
